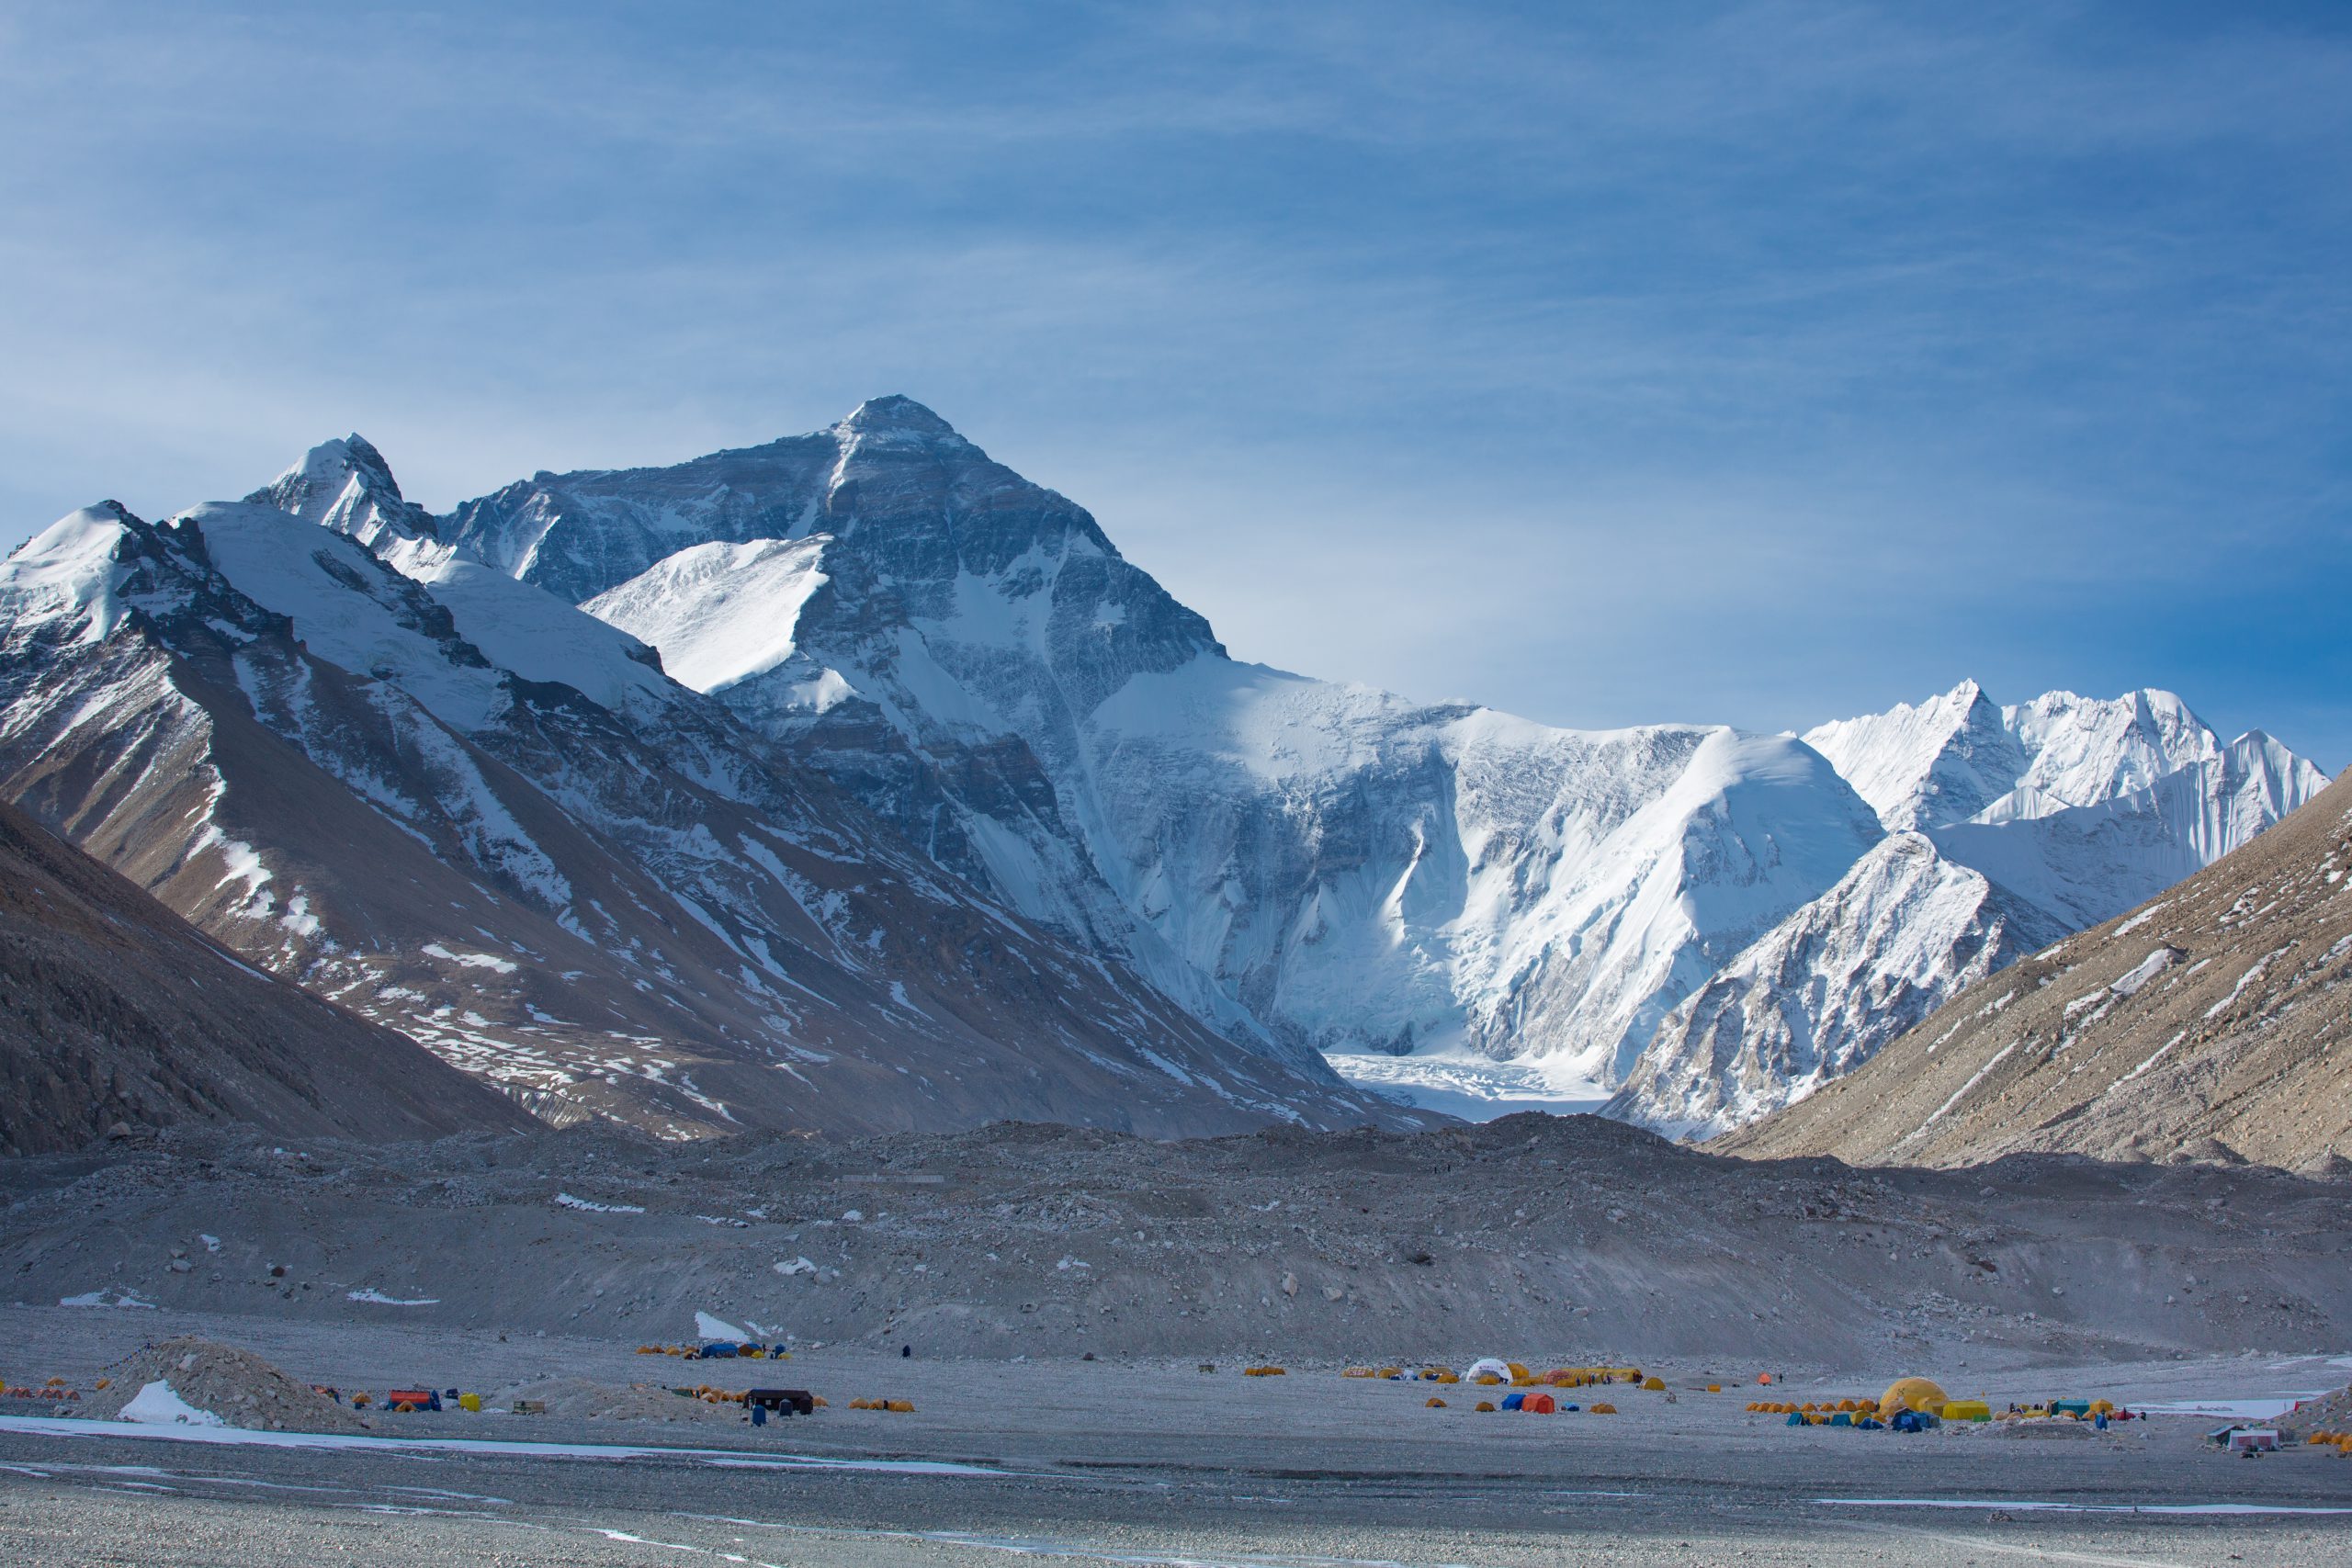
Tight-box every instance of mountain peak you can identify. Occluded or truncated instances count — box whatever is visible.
[250,434,433,546]
[838,395,958,438]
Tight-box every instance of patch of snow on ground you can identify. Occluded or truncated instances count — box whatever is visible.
[2109,945,2179,998]
[554,1192,646,1213]
[119,1382,222,1427]
[422,942,520,974]
[2132,1392,2329,1419]
[695,1312,748,1340]
[346,1289,439,1305]
[59,1290,158,1309]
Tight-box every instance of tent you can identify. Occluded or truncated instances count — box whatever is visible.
[1466,1358,1512,1382]
[1878,1377,1949,1419]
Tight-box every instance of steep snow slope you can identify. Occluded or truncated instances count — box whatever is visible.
[1802,681,2323,838]
[1800,680,2030,831]
[247,434,437,551]
[1928,730,2322,928]
[0,497,1407,1139]
[583,538,831,695]
[1608,834,2069,1137]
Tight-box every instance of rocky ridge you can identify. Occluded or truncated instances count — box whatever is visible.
[0,498,1404,1140]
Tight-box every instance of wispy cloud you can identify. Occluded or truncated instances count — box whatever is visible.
[1,0,2345,761]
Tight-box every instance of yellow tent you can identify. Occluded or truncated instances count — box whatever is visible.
[1878,1377,1949,1419]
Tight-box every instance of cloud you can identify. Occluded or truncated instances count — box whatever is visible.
[1,0,2346,763]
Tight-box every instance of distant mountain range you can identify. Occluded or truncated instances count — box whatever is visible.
[1718,766,2352,1169]
[0,399,2324,1140]
[1611,682,2323,1135]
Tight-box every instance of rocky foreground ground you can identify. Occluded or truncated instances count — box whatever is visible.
[9,1114,2352,1564]
[7,1112,2351,1369]
[6,1313,2352,1567]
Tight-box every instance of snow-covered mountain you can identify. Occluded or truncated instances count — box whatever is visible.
[9,397,2318,1141]
[430,400,2327,1130]
[1609,682,2328,1136]
[446,398,1883,1104]
[246,432,438,552]
[0,483,1408,1139]
[1717,767,2352,1170]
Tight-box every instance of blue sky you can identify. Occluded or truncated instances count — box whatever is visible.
[3,2,2346,762]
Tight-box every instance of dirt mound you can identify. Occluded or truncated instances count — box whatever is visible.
[2279,1383,2352,1438]
[9,1117,2352,1369]
[80,1337,367,1433]
[499,1375,748,1427]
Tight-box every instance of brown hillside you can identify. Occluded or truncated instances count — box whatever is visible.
[0,797,532,1154]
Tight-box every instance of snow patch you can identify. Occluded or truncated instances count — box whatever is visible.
[553,1192,645,1213]
[423,942,519,974]
[119,1382,222,1427]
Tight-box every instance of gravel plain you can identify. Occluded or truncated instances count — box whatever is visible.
[7,1113,2352,1562]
